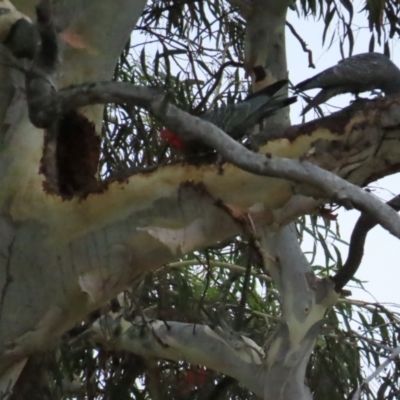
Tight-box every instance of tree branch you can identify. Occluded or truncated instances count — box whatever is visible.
[19,78,400,240]
[332,194,400,291]
[253,224,338,400]
[87,315,265,397]
[11,0,400,242]
[285,21,315,69]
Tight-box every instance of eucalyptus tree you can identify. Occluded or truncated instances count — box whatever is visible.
[1,0,400,399]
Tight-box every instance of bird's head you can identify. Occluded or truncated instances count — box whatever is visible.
[160,129,186,151]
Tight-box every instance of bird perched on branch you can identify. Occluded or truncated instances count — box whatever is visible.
[160,80,296,153]
[294,52,400,115]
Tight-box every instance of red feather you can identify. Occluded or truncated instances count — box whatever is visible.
[160,129,186,151]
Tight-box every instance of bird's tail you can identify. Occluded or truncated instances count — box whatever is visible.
[245,79,289,100]
[293,72,325,92]
[256,95,297,120]
[229,84,296,139]
[245,79,296,120]
[299,86,343,115]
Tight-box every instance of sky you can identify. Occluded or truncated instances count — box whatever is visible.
[286,2,400,307]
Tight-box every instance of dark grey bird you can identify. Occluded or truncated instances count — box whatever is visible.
[294,52,400,115]
[161,79,296,152]
[201,79,296,140]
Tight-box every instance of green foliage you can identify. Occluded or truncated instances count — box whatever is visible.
[297,0,400,56]
[100,0,247,178]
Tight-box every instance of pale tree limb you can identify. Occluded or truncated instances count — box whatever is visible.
[272,196,324,226]
[256,224,338,400]
[87,314,266,397]
[21,79,400,240]
[0,182,279,390]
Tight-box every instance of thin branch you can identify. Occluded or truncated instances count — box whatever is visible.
[210,42,233,104]
[193,60,243,113]
[350,330,393,353]
[338,298,400,324]
[332,194,400,291]
[285,21,316,68]
[34,0,58,73]
[166,260,271,282]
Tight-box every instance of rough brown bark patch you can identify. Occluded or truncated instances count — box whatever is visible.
[41,111,101,198]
